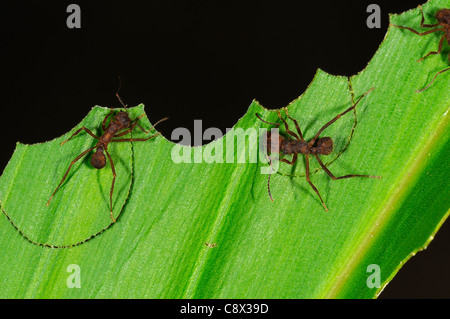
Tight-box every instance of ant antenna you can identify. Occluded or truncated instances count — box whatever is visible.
[116,76,128,109]
[256,113,281,127]
[266,155,275,201]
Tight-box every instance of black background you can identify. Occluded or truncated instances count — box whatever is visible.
[1,0,449,298]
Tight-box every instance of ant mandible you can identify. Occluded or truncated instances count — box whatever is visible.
[256,88,381,212]
[391,6,450,92]
[46,92,168,222]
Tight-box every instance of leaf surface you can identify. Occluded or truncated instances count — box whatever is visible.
[0,0,448,298]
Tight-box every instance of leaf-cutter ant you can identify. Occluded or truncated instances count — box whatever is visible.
[391,6,450,92]
[256,88,381,212]
[46,92,168,223]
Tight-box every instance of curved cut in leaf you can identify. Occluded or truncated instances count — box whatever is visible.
[0,0,448,298]
[261,72,358,177]
[0,106,146,247]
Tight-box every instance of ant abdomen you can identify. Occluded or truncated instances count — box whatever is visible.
[91,148,106,169]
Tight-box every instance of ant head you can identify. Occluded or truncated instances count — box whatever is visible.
[91,148,106,169]
[312,137,333,155]
[436,9,450,24]
[115,111,131,128]
[114,90,132,127]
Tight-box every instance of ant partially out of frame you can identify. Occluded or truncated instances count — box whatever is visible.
[256,88,381,212]
[46,89,168,223]
[391,6,450,92]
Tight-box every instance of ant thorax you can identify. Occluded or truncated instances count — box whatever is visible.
[281,139,309,155]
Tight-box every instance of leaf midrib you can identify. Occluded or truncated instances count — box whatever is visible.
[323,104,450,298]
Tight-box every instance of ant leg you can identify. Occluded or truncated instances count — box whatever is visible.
[130,114,150,133]
[114,114,153,138]
[417,67,450,93]
[312,88,374,143]
[47,146,97,206]
[315,155,381,180]
[284,109,304,141]
[267,169,274,201]
[277,110,300,140]
[61,127,99,145]
[390,24,444,36]
[265,153,297,201]
[105,149,117,223]
[418,34,446,62]
[111,134,161,143]
[102,109,114,131]
[305,154,329,212]
[112,117,169,141]
[265,155,277,202]
[267,173,274,202]
[280,153,298,165]
[418,5,440,28]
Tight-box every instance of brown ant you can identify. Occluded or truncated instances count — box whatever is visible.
[391,6,450,92]
[46,93,168,223]
[256,88,381,212]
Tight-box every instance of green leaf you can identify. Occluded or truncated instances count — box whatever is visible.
[0,0,448,298]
